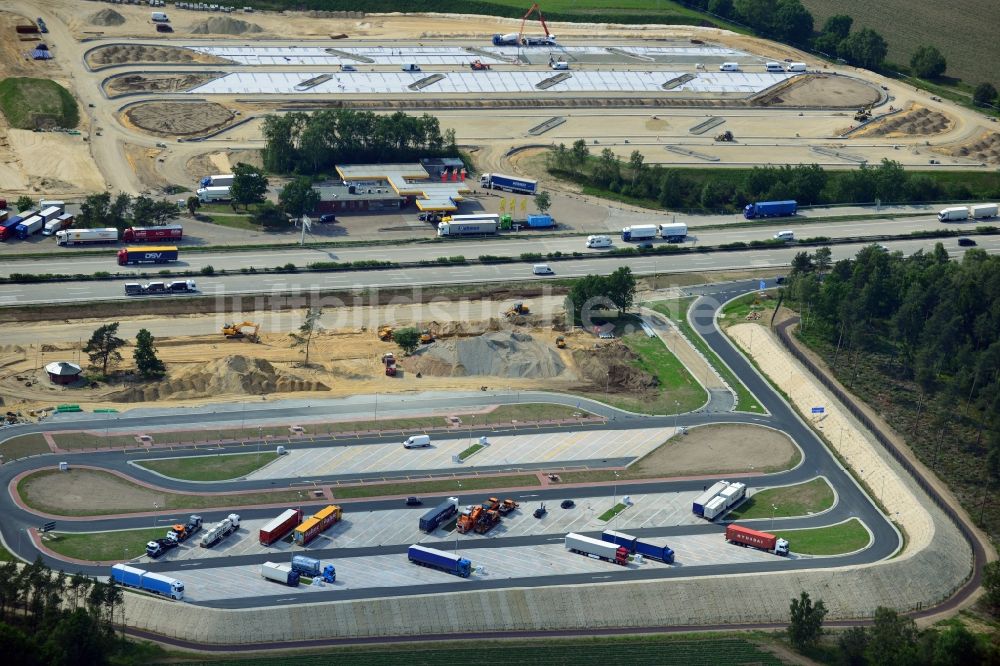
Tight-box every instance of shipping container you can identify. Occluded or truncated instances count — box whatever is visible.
[703,482,746,520]
[292,505,342,546]
[407,544,472,577]
[259,508,303,546]
[110,563,184,600]
[122,224,183,242]
[725,523,789,556]
[117,246,179,265]
[565,532,629,565]
[525,213,554,228]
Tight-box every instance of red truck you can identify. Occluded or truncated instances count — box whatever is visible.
[725,524,789,556]
[121,224,183,243]
[259,508,303,546]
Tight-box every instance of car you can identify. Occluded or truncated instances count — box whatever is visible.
[318,213,337,224]
[340,64,357,72]
[775,276,787,285]
[532,264,554,275]
[598,331,615,340]
[405,496,422,506]
[958,237,977,247]
[560,499,575,509]
[637,241,654,249]
[533,504,547,519]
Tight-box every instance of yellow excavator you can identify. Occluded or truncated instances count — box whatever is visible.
[503,301,530,318]
[420,329,434,344]
[222,322,260,343]
[377,325,394,341]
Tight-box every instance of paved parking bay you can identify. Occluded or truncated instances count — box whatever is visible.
[244,427,674,480]
[189,46,508,66]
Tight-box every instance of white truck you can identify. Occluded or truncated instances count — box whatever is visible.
[564,533,629,566]
[197,186,232,203]
[621,224,658,242]
[970,203,998,219]
[56,228,118,246]
[702,481,746,520]
[199,513,241,548]
[938,206,970,222]
[38,206,62,224]
[657,222,688,242]
[42,214,74,236]
[151,11,169,22]
[586,235,612,248]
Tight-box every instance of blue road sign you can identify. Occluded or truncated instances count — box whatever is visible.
[811,407,825,414]
[759,279,767,290]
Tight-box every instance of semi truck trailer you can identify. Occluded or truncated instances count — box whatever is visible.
[725,524,789,556]
[122,225,183,242]
[15,215,44,239]
[436,220,499,236]
[259,508,303,546]
[479,173,538,195]
[657,222,688,242]
[565,532,629,566]
[110,563,184,600]
[703,482,747,520]
[407,544,472,577]
[970,203,998,219]
[56,228,118,246]
[199,513,240,548]
[292,505,342,546]
[260,561,300,587]
[743,200,797,219]
[117,246,178,265]
[419,497,459,532]
[0,216,24,241]
[621,224,658,241]
[601,530,675,564]
[38,206,62,224]
[692,481,730,517]
[42,214,74,236]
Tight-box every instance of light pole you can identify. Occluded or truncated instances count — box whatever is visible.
[604,372,610,404]
[152,503,158,528]
[123,546,128,562]
[257,427,263,464]
[455,482,462,555]
[612,471,619,524]
[674,400,680,432]
[771,504,778,531]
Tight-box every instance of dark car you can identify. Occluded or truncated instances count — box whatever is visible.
[560,499,575,509]
[958,237,977,247]
[533,504,548,519]
[405,496,422,506]
[319,214,337,224]
[775,276,787,285]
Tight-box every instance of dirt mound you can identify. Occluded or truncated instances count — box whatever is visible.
[572,343,659,392]
[109,355,328,402]
[857,105,951,137]
[402,331,566,378]
[89,8,126,26]
[125,101,235,137]
[191,17,264,35]
[938,131,1000,165]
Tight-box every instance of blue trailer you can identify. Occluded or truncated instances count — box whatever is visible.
[110,563,184,600]
[408,544,472,577]
[602,530,675,564]
[418,497,458,532]
[743,200,797,219]
[602,529,637,552]
[525,214,554,228]
[291,555,321,577]
[0,216,23,241]
[479,173,538,195]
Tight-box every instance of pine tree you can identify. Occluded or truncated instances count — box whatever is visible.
[133,329,165,378]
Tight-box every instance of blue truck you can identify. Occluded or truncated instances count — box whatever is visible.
[418,497,459,532]
[408,544,472,577]
[110,563,184,600]
[525,214,554,228]
[291,555,336,582]
[479,173,538,195]
[602,530,676,564]
[743,200,797,220]
[0,216,23,241]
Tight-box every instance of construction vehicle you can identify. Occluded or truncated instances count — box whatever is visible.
[222,322,260,342]
[854,105,873,122]
[382,352,398,377]
[714,130,734,142]
[503,302,530,318]
[377,325,393,341]
[420,329,434,344]
[470,59,491,71]
[456,504,482,534]
[492,2,556,46]
[556,336,566,349]
[476,508,501,533]
[498,498,520,515]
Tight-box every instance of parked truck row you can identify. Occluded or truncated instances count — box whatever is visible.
[419,497,460,532]
[938,203,998,222]
[259,508,303,546]
[110,564,184,600]
[692,480,747,520]
[293,505,342,546]
[601,529,675,564]
[259,555,337,587]
[200,513,241,548]
[145,515,202,558]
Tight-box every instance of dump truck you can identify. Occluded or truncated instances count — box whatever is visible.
[602,530,675,564]
[420,330,434,344]
[197,186,232,203]
[692,481,730,517]
[556,336,566,348]
[702,482,746,520]
[199,513,241,548]
[260,561,300,587]
[621,224,658,241]
[565,532,629,566]
[725,524,789,556]
[117,246,178,265]
[293,505,342,546]
[377,325,394,341]
[743,200,797,219]
[55,228,118,246]
[167,515,202,543]
[122,225,183,243]
[382,352,397,377]
[222,322,260,342]
[456,505,483,534]
[497,498,520,515]
[407,544,472,577]
[479,173,537,195]
[419,497,459,532]
[110,564,184,600]
[259,508,303,546]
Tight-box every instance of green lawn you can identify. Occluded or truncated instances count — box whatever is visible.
[457,444,485,461]
[728,478,835,520]
[777,518,871,556]
[0,433,51,461]
[616,326,707,414]
[135,452,280,481]
[0,543,15,562]
[649,299,765,413]
[598,502,628,522]
[45,528,167,562]
[195,213,258,231]
[719,292,778,327]
[0,77,79,129]
[331,474,541,499]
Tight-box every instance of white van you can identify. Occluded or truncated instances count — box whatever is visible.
[401,63,421,72]
[532,263,554,275]
[586,235,612,248]
[773,230,795,241]
[403,434,431,449]
[787,62,807,72]
[765,62,784,72]
[719,62,740,72]
[550,61,569,70]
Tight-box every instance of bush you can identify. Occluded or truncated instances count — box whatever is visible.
[200,265,215,276]
[520,252,543,261]
[479,255,514,263]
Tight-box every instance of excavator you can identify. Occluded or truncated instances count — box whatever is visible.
[377,325,393,341]
[854,104,873,122]
[420,329,434,344]
[714,130,734,142]
[503,301,530,318]
[556,336,566,349]
[222,322,260,343]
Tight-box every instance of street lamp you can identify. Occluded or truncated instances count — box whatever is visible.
[152,503,158,528]
[674,400,680,431]
[771,504,778,531]
[455,482,462,555]
[612,471,619,524]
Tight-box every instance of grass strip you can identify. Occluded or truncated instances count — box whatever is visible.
[134,452,280,481]
[0,433,52,461]
[457,444,485,461]
[45,528,166,562]
[776,518,871,556]
[728,478,834,520]
[598,502,628,522]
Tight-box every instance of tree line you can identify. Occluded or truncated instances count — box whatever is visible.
[84,322,164,380]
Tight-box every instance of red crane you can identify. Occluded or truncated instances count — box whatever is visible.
[519,3,555,45]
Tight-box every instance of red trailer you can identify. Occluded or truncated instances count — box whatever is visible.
[122,224,183,243]
[725,524,789,556]
[259,508,303,546]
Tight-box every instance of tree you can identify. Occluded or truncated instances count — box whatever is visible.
[787,591,827,649]
[837,627,869,666]
[930,623,983,666]
[773,0,813,44]
[14,195,34,212]
[289,308,323,367]
[251,201,289,230]
[129,195,179,227]
[607,266,637,314]
[279,177,320,218]
[229,162,268,210]
[393,327,421,356]
[535,191,552,214]
[814,246,833,274]
[628,150,645,185]
[910,45,947,78]
[186,196,201,216]
[865,606,919,666]
[838,29,889,70]
[83,323,126,376]
[43,608,109,666]
[570,139,590,167]
[133,329,165,379]
[821,14,853,40]
[973,82,998,107]
[707,0,734,17]
[984,560,1000,610]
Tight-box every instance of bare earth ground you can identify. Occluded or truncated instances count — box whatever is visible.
[21,469,169,514]
[104,72,221,97]
[85,44,232,69]
[629,423,798,476]
[124,101,235,137]
[753,73,881,108]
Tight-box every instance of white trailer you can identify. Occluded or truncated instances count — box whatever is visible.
[657,222,688,242]
[56,228,118,245]
[199,513,240,548]
[621,224,658,241]
[38,200,65,213]
[197,186,232,203]
[702,482,746,520]
[564,532,628,565]
[260,561,299,586]
[970,203,998,219]
[692,480,730,517]
[938,206,970,222]
[38,206,62,224]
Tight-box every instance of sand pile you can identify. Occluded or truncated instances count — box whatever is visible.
[941,131,1000,164]
[89,8,126,26]
[573,343,659,392]
[191,17,264,35]
[403,331,566,378]
[109,355,328,402]
[859,105,951,137]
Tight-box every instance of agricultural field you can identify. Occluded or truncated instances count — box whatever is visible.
[801,0,1000,92]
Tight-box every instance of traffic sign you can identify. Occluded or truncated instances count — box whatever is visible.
[40,521,56,533]
[759,279,767,290]
[811,407,825,414]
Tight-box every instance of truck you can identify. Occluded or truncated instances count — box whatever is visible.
[110,563,184,600]
[117,246,179,266]
[145,538,178,559]
[0,216,24,241]
[601,530,675,564]
[197,186,232,203]
[38,206,62,224]
[692,481,730,517]
[437,220,498,236]
[725,524,789,556]
[259,508,303,546]
[167,515,202,543]
[199,513,241,548]
[407,544,472,577]
[657,222,688,242]
[38,200,64,213]
[290,555,336,582]
[42,214,74,236]
[938,206,970,222]
[565,532,629,566]
[702,482,746,520]
[292,505,342,546]
[479,173,538,195]
[419,497,459,532]
[525,213,554,228]
[122,224,184,243]
[969,203,998,219]
[199,174,234,188]
[15,215,44,239]
[56,228,118,246]
[621,224,658,242]
[743,200,797,219]
[260,561,300,587]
